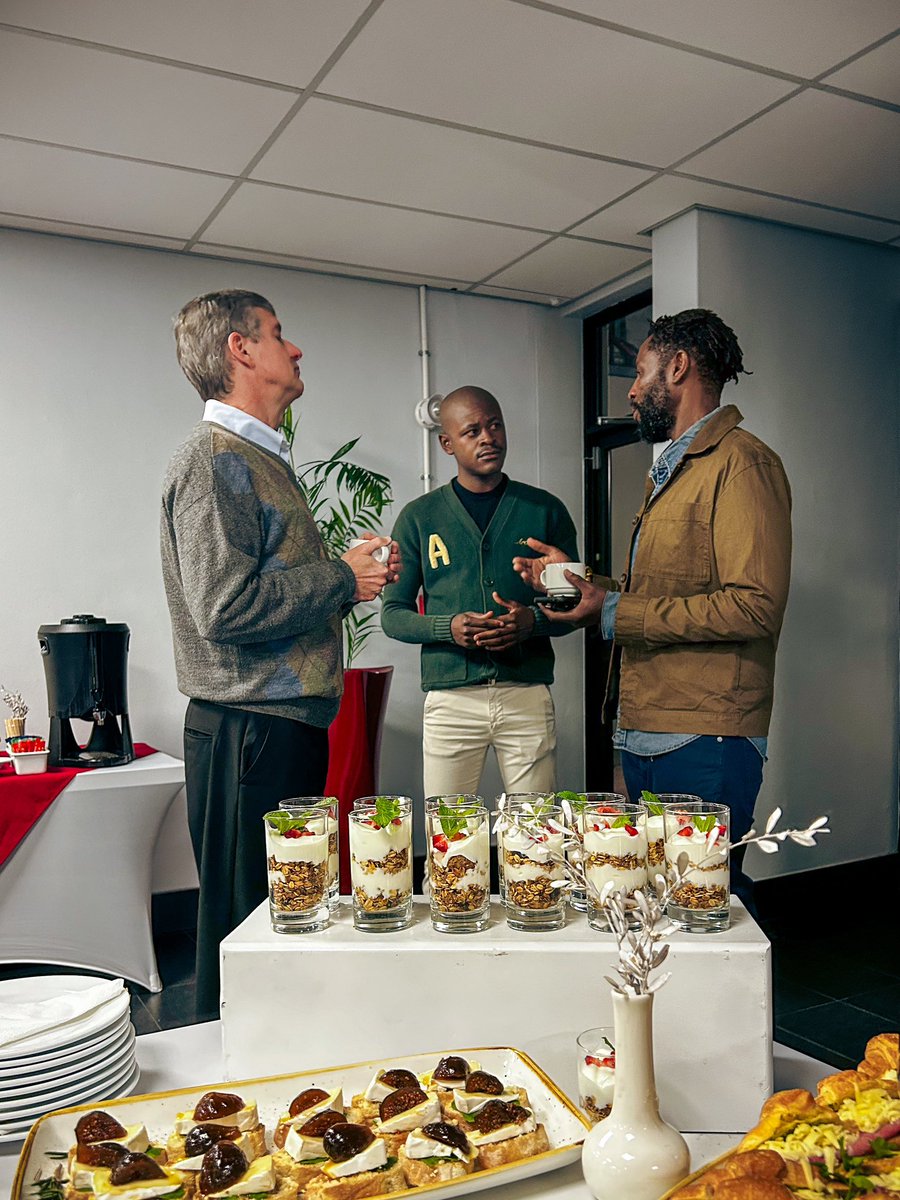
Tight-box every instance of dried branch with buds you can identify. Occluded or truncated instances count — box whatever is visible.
[0,686,28,719]
[493,799,830,997]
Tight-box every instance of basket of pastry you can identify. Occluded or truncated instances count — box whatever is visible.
[664,1032,900,1199]
[15,1046,588,1200]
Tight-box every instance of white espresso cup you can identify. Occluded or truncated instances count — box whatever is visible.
[348,536,390,564]
[540,561,588,594]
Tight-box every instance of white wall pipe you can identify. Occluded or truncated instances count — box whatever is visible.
[419,285,432,493]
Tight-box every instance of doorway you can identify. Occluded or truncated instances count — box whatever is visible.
[583,291,652,789]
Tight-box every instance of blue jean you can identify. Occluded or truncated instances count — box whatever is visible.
[620,735,763,842]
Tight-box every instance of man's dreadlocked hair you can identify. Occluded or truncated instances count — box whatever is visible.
[646,309,749,393]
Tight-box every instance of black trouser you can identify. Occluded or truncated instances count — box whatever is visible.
[183,699,329,1015]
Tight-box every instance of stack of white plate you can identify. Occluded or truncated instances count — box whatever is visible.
[0,976,139,1142]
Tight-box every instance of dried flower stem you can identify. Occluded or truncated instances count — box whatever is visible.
[0,686,28,719]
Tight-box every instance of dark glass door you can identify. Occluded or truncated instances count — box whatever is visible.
[583,292,653,789]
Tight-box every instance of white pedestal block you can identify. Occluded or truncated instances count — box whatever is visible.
[221,896,771,1132]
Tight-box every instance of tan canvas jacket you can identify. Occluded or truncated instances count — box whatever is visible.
[604,404,792,738]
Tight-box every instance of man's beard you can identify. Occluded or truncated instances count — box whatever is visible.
[634,376,676,443]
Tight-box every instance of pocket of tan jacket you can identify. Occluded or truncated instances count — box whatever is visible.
[636,501,712,583]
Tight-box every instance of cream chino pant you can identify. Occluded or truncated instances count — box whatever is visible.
[422,682,557,798]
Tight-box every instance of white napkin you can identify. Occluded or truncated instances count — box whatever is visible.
[0,978,125,1049]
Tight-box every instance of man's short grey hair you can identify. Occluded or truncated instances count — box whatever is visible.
[174,289,275,400]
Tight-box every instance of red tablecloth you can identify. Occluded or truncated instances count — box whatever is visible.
[0,743,158,867]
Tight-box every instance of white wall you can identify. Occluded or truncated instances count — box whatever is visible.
[653,209,900,876]
[0,228,584,891]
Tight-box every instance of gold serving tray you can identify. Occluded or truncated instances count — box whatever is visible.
[15,1045,590,1200]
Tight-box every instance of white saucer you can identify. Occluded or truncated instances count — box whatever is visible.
[0,1011,132,1084]
[0,1026,135,1105]
[0,978,129,1062]
[0,1055,140,1137]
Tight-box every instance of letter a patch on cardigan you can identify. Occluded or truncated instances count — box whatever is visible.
[428,533,450,570]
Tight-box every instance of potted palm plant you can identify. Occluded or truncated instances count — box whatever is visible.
[281,413,395,889]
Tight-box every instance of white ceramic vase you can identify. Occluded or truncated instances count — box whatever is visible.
[581,990,690,1200]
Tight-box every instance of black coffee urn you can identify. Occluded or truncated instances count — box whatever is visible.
[38,615,134,767]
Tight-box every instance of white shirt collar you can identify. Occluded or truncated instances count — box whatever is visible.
[202,398,291,464]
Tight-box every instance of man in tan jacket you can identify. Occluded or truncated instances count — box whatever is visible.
[514,309,791,859]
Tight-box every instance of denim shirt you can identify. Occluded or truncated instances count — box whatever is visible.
[602,412,766,760]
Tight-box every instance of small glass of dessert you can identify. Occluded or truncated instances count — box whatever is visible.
[426,797,491,933]
[264,806,332,933]
[664,800,731,932]
[643,793,701,888]
[497,797,567,931]
[495,793,552,906]
[582,800,648,931]
[560,792,625,911]
[576,1027,615,1124]
[348,798,413,932]
[284,795,339,910]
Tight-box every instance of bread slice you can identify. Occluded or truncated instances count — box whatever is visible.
[347,1096,380,1123]
[398,1145,474,1185]
[474,1124,550,1170]
[271,1148,327,1189]
[736,1090,832,1151]
[669,1149,788,1198]
[303,1158,405,1200]
[440,1085,529,1124]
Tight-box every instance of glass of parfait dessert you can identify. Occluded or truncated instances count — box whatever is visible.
[495,793,550,905]
[284,795,339,910]
[426,797,491,933]
[576,1026,615,1124]
[348,797,414,931]
[497,797,567,931]
[582,800,648,931]
[664,800,731,932]
[264,806,333,933]
[643,793,701,887]
[559,792,626,911]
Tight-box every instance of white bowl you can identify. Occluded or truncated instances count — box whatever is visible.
[7,750,50,775]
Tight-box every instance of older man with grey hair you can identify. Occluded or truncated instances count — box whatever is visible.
[161,288,399,1015]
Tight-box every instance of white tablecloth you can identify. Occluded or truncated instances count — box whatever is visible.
[0,1022,837,1199]
[0,752,184,990]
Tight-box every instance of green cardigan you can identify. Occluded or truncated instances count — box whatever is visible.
[381,480,578,691]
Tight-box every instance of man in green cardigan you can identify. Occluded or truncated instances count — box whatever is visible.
[382,386,578,798]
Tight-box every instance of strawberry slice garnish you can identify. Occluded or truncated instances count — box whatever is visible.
[432,834,449,853]
[677,826,694,838]
[391,817,402,826]
[717,824,727,837]
[624,824,638,837]
[585,1054,615,1068]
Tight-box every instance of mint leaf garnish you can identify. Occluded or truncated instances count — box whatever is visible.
[373,796,401,829]
[641,790,665,816]
[439,800,476,839]
[693,814,717,834]
[611,814,630,829]
[267,811,308,836]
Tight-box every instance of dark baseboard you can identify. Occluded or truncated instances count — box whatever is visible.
[753,852,900,925]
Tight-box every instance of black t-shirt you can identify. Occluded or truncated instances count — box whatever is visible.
[451,475,508,533]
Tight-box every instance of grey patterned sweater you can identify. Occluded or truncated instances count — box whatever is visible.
[160,422,356,727]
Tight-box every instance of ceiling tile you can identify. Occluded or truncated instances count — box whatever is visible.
[0,31,296,173]
[820,35,900,105]
[487,238,650,299]
[571,175,900,245]
[193,241,468,290]
[201,182,546,279]
[252,97,652,232]
[545,1,900,78]
[681,90,900,220]
[0,140,231,237]
[0,0,371,87]
[320,0,792,165]
[0,212,186,250]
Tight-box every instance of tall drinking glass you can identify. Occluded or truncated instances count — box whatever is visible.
[282,795,339,910]
[426,797,490,933]
[264,806,332,933]
[664,800,730,932]
[496,793,554,906]
[561,792,626,911]
[583,800,648,931]
[348,802,413,932]
[498,797,567,931]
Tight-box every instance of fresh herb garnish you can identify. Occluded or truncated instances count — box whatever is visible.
[439,800,477,839]
[146,1146,163,1159]
[869,1137,900,1158]
[640,790,665,816]
[298,1157,328,1165]
[556,790,588,812]
[611,815,631,829]
[603,1036,615,1054]
[267,811,308,836]
[30,1178,68,1200]
[693,814,718,834]
[43,1152,68,1161]
[373,796,401,829]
